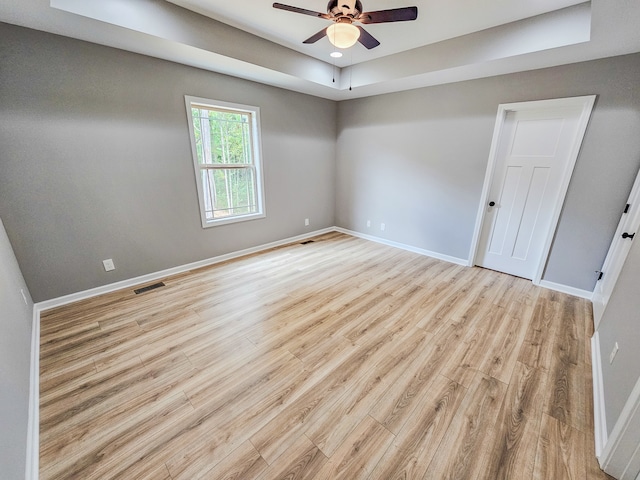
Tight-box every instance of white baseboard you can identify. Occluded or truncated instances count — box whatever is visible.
[28,227,334,480]
[24,225,466,479]
[34,226,594,312]
[600,373,640,478]
[592,332,608,461]
[24,226,600,480]
[25,305,40,480]
[35,227,334,312]
[334,227,469,266]
[537,280,593,300]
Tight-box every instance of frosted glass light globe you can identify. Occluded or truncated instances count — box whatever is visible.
[327,23,360,49]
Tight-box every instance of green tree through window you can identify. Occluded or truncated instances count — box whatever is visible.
[185,97,265,227]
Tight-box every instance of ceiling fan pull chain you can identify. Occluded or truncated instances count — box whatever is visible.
[349,49,353,91]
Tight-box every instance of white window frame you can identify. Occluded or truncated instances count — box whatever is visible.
[184,95,266,228]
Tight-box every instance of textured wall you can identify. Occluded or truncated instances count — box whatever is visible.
[0,218,33,479]
[0,23,337,302]
[3,18,640,476]
[598,232,640,436]
[336,54,640,291]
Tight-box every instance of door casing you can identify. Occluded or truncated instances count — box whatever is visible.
[592,168,640,329]
[469,95,596,285]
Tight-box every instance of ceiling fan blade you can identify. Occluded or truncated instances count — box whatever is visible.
[272,3,331,19]
[303,28,328,44]
[358,6,418,24]
[357,26,380,49]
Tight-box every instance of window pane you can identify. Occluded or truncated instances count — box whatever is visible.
[187,97,264,227]
[201,167,257,220]
[191,108,252,165]
[192,109,204,164]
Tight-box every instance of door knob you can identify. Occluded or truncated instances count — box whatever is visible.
[622,232,635,240]
[489,201,496,207]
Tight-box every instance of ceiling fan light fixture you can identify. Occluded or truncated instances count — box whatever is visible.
[327,22,360,49]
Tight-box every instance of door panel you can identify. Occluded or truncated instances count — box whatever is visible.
[477,104,588,279]
[513,166,551,260]
[488,165,522,255]
[592,169,640,328]
[511,117,564,156]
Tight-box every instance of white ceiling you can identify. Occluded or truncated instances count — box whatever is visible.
[2,0,640,101]
[166,0,587,67]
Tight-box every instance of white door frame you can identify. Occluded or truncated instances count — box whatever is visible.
[598,372,640,479]
[468,95,596,285]
[592,168,640,329]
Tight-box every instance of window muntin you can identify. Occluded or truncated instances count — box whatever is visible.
[185,97,265,227]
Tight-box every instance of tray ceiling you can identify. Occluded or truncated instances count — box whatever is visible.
[2,0,640,100]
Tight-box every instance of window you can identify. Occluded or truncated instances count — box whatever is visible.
[185,96,265,227]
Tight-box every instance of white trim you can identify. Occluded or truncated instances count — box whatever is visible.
[537,280,593,300]
[22,226,611,480]
[184,95,267,229]
[531,96,596,284]
[334,227,469,266]
[469,95,597,283]
[25,305,40,480]
[30,228,329,480]
[36,228,334,312]
[600,374,640,478]
[33,227,598,312]
[592,332,608,459]
[624,442,640,480]
[592,166,640,330]
[468,103,507,267]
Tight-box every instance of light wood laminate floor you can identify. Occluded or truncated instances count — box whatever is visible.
[40,232,613,479]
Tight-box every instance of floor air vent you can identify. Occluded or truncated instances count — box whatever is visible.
[134,282,166,294]
[300,240,315,245]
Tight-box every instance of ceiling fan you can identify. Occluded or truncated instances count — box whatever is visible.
[272,0,418,50]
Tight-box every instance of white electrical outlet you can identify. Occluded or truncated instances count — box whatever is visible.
[366,220,371,228]
[103,258,115,272]
[609,342,619,364]
[380,223,386,231]
[304,218,310,226]
[20,289,28,306]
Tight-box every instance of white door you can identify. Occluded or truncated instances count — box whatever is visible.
[592,168,640,328]
[473,97,595,281]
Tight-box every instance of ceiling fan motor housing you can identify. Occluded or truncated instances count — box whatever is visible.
[328,0,363,18]
[272,1,417,50]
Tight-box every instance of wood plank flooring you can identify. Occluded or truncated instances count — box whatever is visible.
[39,232,613,479]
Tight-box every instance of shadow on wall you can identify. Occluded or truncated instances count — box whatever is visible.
[0,218,33,480]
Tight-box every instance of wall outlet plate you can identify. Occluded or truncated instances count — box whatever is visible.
[20,289,28,306]
[304,218,309,226]
[609,342,619,364]
[103,259,115,272]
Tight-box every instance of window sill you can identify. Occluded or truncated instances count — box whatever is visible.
[201,212,266,228]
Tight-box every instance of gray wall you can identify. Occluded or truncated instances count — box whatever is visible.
[0,218,33,479]
[336,54,640,291]
[3,22,640,300]
[0,23,337,302]
[3,18,640,478]
[598,232,640,435]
